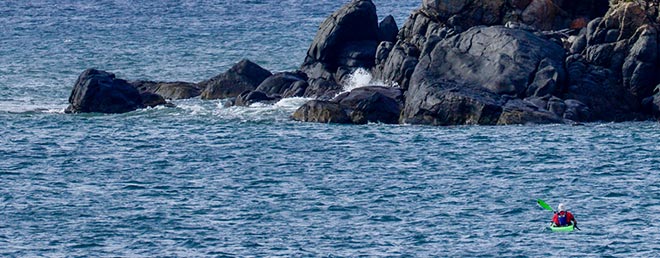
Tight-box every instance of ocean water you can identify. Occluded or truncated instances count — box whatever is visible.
[1,1,660,257]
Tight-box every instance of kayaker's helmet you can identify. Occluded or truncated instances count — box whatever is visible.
[558,203,566,212]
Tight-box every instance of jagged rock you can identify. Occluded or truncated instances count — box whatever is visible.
[200,59,272,100]
[564,55,639,121]
[130,81,201,100]
[401,80,503,125]
[420,0,608,32]
[65,69,145,114]
[622,26,659,100]
[378,15,398,43]
[375,42,419,90]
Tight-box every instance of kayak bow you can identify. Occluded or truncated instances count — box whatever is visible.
[550,224,575,232]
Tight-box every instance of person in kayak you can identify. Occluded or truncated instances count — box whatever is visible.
[552,203,577,227]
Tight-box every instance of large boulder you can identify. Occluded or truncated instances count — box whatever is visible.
[65,69,145,114]
[300,0,379,98]
[401,80,504,125]
[293,86,403,124]
[413,26,566,97]
[130,81,201,100]
[200,59,272,100]
[334,86,403,124]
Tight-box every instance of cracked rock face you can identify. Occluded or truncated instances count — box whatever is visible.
[413,26,566,97]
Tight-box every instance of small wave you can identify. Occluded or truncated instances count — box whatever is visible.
[1,104,66,114]
[213,97,312,122]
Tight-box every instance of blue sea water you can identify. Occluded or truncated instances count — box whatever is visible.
[1,1,660,257]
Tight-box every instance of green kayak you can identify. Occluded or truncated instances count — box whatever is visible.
[550,224,574,232]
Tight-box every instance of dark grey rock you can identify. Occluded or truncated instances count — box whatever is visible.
[497,99,564,125]
[303,78,343,100]
[282,80,309,98]
[563,99,591,122]
[293,86,403,124]
[378,15,398,43]
[234,90,280,107]
[622,26,659,100]
[376,42,419,90]
[256,71,308,96]
[130,81,201,100]
[564,55,639,121]
[336,40,379,68]
[65,69,145,114]
[547,97,567,117]
[140,92,171,108]
[301,0,379,77]
[200,59,272,100]
[292,100,352,124]
[412,26,566,97]
[401,80,503,126]
[333,86,403,124]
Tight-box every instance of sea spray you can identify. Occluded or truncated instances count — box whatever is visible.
[342,68,388,93]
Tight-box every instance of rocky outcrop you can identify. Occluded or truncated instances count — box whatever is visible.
[293,86,403,124]
[65,0,660,125]
[130,81,202,100]
[300,0,380,98]
[397,26,569,125]
[413,26,566,97]
[66,69,149,113]
[421,0,608,32]
[200,59,272,100]
[564,1,660,121]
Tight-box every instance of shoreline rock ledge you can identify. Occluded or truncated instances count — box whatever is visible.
[66,0,660,125]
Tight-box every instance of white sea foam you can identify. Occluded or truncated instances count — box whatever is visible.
[341,68,392,95]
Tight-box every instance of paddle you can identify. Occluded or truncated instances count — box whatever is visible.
[537,199,581,231]
[537,199,554,212]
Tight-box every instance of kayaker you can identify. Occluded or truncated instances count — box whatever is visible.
[552,203,577,227]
